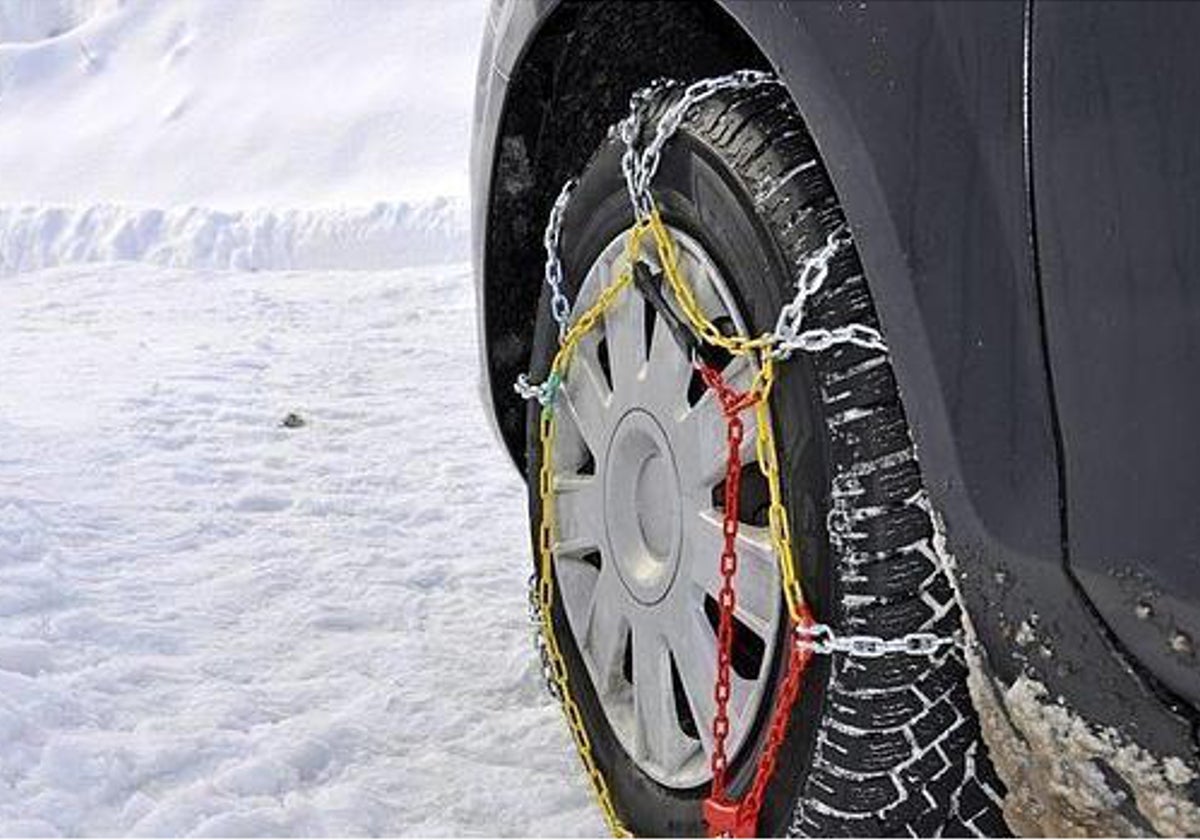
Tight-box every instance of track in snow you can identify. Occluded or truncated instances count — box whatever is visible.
[0,263,603,836]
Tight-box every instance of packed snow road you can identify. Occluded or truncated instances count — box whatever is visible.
[0,262,603,836]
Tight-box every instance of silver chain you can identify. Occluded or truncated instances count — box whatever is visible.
[513,371,560,407]
[543,178,577,339]
[527,574,563,701]
[617,76,674,218]
[515,178,575,404]
[619,70,778,221]
[766,227,887,359]
[615,70,885,360]
[796,622,960,658]
[519,70,886,401]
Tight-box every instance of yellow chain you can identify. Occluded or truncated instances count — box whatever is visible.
[535,230,642,838]
[752,358,805,623]
[647,209,776,356]
[536,209,809,836]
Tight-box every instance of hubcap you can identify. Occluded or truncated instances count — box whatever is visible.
[551,227,783,788]
[605,409,682,605]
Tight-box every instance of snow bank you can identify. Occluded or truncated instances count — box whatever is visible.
[0,199,468,274]
[0,0,485,206]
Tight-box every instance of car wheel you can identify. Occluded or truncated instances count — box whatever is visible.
[525,81,1009,837]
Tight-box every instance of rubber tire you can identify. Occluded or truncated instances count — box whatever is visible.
[526,82,1010,838]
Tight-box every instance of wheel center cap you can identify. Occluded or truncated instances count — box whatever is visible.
[603,409,683,605]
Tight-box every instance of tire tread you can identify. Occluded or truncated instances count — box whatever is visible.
[678,84,1010,838]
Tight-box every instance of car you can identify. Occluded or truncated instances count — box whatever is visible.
[470,1,1200,836]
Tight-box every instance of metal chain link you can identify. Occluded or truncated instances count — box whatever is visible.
[796,623,960,658]
[528,230,645,839]
[518,71,885,401]
[619,70,779,220]
[767,227,885,359]
[514,371,561,408]
[617,72,886,361]
[527,573,563,701]
[617,76,675,218]
[693,362,759,804]
[543,178,578,339]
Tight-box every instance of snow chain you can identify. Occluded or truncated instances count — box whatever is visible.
[516,71,958,838]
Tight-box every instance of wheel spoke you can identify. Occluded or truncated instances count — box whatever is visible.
[556,556,599,647]
[674,612,756,757]
[644,312,694,418]
[603,287,646,398]
[681,249,728,324]
[553,475,603,557]
[685,511,780,637]
[561,332,613,455]
[551,401,589,472]
[583,567,629,692]
[672,612,719,756]
[633,629,691,772]
[678,391,725,491]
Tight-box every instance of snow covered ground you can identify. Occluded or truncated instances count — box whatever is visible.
[0,0,606,835]
[0,262,603,836]
[0,0,479,277]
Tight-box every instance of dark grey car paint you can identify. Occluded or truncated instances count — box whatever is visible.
[471,0,1200,767]
[1032,0,1200,713]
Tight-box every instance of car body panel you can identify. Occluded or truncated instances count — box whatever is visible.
[471,0,1199,761]
[1031,1,1200,707]
[471,0,553,457]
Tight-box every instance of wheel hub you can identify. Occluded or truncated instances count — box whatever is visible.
[605,409,682,605]
[550,226,783,789]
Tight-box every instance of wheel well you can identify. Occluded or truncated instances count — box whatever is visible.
[482,0,768,469]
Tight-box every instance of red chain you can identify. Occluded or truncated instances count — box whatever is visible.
[698,362,756,804]
[737,602,815,826]
[696,362,815,838]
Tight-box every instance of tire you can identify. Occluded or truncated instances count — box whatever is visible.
[526,81,1010,837]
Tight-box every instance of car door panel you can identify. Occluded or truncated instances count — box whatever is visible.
[1032,1,1200,706]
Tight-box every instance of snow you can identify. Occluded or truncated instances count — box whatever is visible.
[0,262,603,836]
[0,0,482,278]
[985,674,1200,837]
[0,200,467,275]
[0,0,484,206]
[0,0,607,835]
